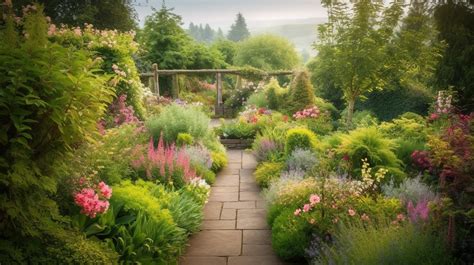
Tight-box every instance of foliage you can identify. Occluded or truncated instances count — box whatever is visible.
[216,120,257,139]
[138,3,224,94]
[210,151,228,173]
[235,34,299,71]
[337,127,405,183]
[13,0,137,31]
[265,77,288,110]
[246,91,269,108]
[50,23,146,118]
[252,136,284,163]
[223,81,260,114]
[288,71,316,114]
[211,38,237,65]
[286,149,318,173]
[168,192,203,234]
[0,6,113,250]
[434,1,474,113]
[272,208,312,260]
[316,222,454,265]
[227,13,250,42]
[146,104,210,144]
[285,128,318,155]
[359,85,433,121]
[293,106,334,135]
[177,133,194,146]
[255,162,285,188]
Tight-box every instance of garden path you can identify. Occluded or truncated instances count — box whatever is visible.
[180,150,292,265]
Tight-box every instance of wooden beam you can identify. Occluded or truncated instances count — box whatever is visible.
[140,69,294,77]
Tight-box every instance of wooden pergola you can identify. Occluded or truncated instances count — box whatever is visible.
[140,64,294,116]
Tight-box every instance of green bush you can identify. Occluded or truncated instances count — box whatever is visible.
[216,121,257,139]
[265,78,287,110]
[246,91,269,108]
[272,208,312,260]
[146,104,210,144]
[37,230,119,264]
[318,222,454,265]
[255,162,285,187]
[177,133,194,146]
[288,71,315,114]
[168,193,203,234]
[211,151,228,172]
[0,7,114,251]
[285,128,318,155]
[337,127,405,183]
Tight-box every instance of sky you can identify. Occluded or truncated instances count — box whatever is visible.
[133,0,328,30]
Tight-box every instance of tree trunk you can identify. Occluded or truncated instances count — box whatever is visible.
[347,97,355,127]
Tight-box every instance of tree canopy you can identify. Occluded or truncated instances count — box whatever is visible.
[234,34,299,71]
[12,0,137,31]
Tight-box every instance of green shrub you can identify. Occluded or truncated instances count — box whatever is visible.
[210,151,228,172]
[272,208,311,260]
[285,128,318,155]
[265,78,287,110]
[146,104,210,144]
[288,71,315,114]
[193,163,216,184]
[216,121,257,139]
[337,127,405,183]
[255,162,285,187]
[37,230,119,264]
[318,222,454,265]
[0,7,114,248]
[168,193,203,234]
[359,85,432,121]
[246,91,268,108]
[109,180,187,263]
[177,133,194,146]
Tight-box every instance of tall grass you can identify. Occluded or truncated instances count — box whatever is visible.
[316,222,454,265]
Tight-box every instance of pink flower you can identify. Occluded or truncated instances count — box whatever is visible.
[294,208,302,216]
[348,209,356,216]
[309,194,321,205]
[98,181,112,199]
[397,213,406,222]
[303,204,312,212]
[361,213,370,221]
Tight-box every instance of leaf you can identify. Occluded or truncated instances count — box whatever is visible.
[84,223,106,236]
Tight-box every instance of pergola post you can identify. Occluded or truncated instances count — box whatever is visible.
[152,63,160,96]
[215,72,223,116]
[172,74,179,99]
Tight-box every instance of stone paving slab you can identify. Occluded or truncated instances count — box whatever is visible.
[236,209,269,229]
[228,256,287,265]
[214,176,239,187]
[239,182,260,192]
[180,257,227,265]
[209,192,239,202]
[239,191,262,201]
[212,186,239,193]
[202,220,236,230]
[185,230,242,256]
[203,202,222,220]
[220,209,236,220]
[242,244,276,256]
[243,230,272,245]
[223,201,255,209]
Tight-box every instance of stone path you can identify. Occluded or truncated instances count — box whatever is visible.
[180,150,291,265]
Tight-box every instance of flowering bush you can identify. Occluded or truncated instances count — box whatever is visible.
[252,137,284,162]
[74,181,112,218]
[131,135,201,187]
[105,94,140,127]
[293,106,321,120]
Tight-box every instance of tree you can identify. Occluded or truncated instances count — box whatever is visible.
[434,2,474,113]
[288,71,315,114]
[12,0,137,31]
[211,39,237,65]
[203,24,215,43]
[216,28,225,39]
[234,34,299,71]
[312,0,404,125]
[227,13,250,42]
